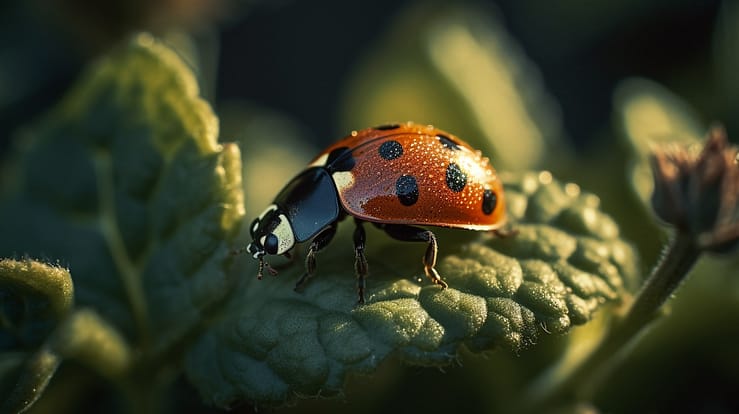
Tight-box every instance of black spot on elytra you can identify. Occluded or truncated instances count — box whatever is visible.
[437,134,460,151]
[326,146,355,172]
[378,140,403,160]
[374,123,401,131]
[396,175,419,206]
[446,163,467,192]
[482,189,497,215]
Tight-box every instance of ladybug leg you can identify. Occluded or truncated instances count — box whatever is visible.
[353,219,369,304]
[379,224,449,289]
[267,249,297,272]
[294,222,338,292]
[492,226,518,238]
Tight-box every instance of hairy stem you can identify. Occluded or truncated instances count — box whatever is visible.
[616,233,701,333]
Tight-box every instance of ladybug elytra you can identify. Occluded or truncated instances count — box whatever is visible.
[241,122,507,304]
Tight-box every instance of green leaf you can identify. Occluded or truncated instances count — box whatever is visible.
[0,33,244,360]
[0,259,74,346]
[185,171,638,407]
[0,308,131,414]
[0,259,72,413]
[0,260,128,413]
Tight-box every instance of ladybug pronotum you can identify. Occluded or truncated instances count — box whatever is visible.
[241,122,507,304]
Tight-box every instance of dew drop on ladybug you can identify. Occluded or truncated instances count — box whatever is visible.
[240,122,509,304]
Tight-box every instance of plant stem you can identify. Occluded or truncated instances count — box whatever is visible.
[616,233,701,334]
[522,232,702,412]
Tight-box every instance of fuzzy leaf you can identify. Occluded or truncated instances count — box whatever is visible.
[185,171,637,407]
[0,260,129,413]
[0,259,74,348]
[0,260,72,413]
[0,33,245,358]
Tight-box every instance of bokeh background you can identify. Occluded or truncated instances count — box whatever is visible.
[1,0,730,144]
[1,0,738,413]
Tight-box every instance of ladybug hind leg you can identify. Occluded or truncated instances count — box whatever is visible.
[377,224,449,290]
[294,222,338,291]
[492,226,518,238]
[353,219,369,304]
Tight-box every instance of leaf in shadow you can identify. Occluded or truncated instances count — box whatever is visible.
[0,33,245,357]
[1,306,131,414]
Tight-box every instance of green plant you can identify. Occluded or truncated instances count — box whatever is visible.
[1,26,737,414]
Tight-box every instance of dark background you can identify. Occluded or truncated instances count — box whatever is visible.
[0,0,726,153]
[217,0,722,147]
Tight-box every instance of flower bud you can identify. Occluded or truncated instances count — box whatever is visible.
[649,126,739,252]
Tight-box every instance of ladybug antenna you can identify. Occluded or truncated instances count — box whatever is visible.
[230,246,248,256]
[256,256,265,280]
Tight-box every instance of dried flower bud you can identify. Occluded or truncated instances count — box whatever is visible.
[649,125,739,252]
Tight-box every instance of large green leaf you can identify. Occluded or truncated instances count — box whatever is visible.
[0,33,244,359]
[186,171,638,407]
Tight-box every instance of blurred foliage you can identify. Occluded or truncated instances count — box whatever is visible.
[0,34,244,413]
[0,0,737,413]
[339,4,565,171]
[615,77,704,207]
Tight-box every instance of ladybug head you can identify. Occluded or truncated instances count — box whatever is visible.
[246,204,296,277]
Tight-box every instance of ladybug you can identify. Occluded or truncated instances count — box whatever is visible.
[241,122,507,304]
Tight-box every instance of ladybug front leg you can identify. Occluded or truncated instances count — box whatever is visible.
[377,224,449,290]
[294,222,338,291]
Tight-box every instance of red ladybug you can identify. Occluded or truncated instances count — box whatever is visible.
[242,122,507,304]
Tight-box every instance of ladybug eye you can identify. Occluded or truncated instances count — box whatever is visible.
[250,218,260,236]
[264,234,279,255]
